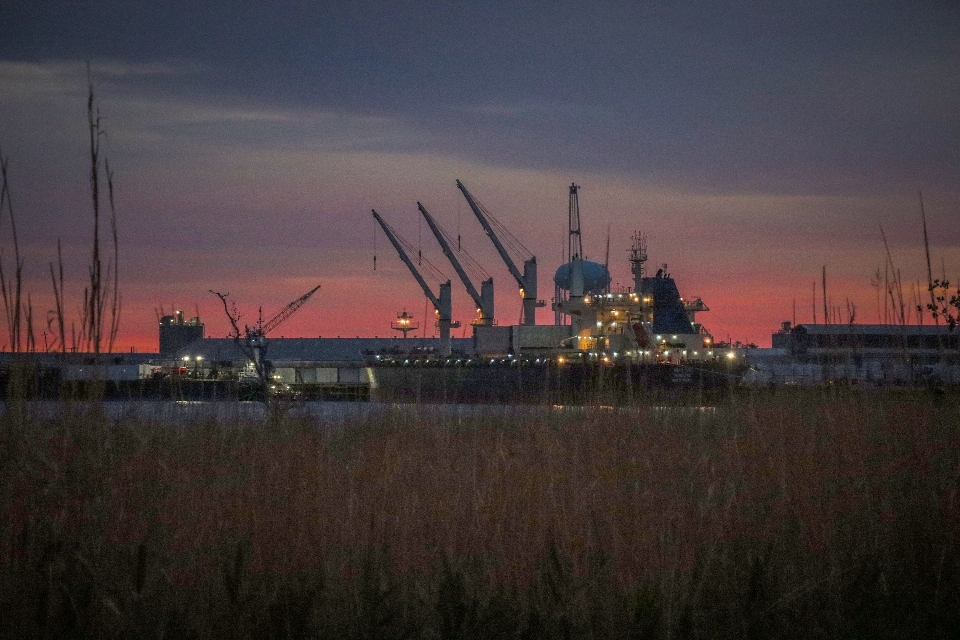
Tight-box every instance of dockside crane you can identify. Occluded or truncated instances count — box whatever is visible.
[212,284,321,384]
[372,209,458,355]
[417,202,495,327]
[246,284,321,379]
[456,179,544,325]
[256,285,322,337]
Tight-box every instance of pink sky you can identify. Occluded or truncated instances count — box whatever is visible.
[2,18,958,354]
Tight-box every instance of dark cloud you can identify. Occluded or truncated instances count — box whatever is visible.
[5,2,959,195]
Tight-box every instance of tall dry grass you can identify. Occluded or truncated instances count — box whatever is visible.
[2,391,958,638]
[0,69,119,359]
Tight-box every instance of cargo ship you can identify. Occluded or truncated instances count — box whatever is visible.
[0,180,743,404]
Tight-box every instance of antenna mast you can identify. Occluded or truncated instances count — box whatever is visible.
[630,231,648,294]
[568,183,583,261]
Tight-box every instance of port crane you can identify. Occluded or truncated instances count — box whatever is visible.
[253,285,322,338]
[212,284,321,383]
[246,284,322,376]
[456,179,543,326]
[417,202,495,326]
[372,209,458,355]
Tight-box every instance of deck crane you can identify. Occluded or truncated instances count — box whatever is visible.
[372,209,458,356]
[456,179,544,326]
[417,202,495,327]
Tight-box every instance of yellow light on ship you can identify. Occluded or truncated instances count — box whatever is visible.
[726,351,736,359]
[558,356,565,364]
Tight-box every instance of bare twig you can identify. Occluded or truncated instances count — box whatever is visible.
[210,289,264,383]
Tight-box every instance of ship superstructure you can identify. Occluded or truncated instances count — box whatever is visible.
[371,180,715,363]
[551,187,713,363]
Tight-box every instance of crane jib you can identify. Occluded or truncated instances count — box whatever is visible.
[372,209,442,311]
[456,179,526,289]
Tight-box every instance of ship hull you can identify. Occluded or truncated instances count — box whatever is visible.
[368,362,740,405]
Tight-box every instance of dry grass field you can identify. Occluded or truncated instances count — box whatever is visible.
[2,390,958,638]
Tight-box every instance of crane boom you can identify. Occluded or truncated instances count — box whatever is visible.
[418,202,494,326]
[456,180,525,287]
[419,203,480,303]
[261,285,321,335]
[373,208,456,354]
[372,209,441,310]
[456,179,541,325]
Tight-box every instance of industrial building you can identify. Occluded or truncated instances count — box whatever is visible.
[742,322,960,385]
[159,311,204,356]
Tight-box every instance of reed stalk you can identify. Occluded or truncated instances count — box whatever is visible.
[2,392,957,637]
[0,151,24,352]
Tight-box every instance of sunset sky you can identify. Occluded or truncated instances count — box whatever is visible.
[1,1,958,352]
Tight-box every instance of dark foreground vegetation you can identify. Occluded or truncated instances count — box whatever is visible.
[2,390,959,638]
